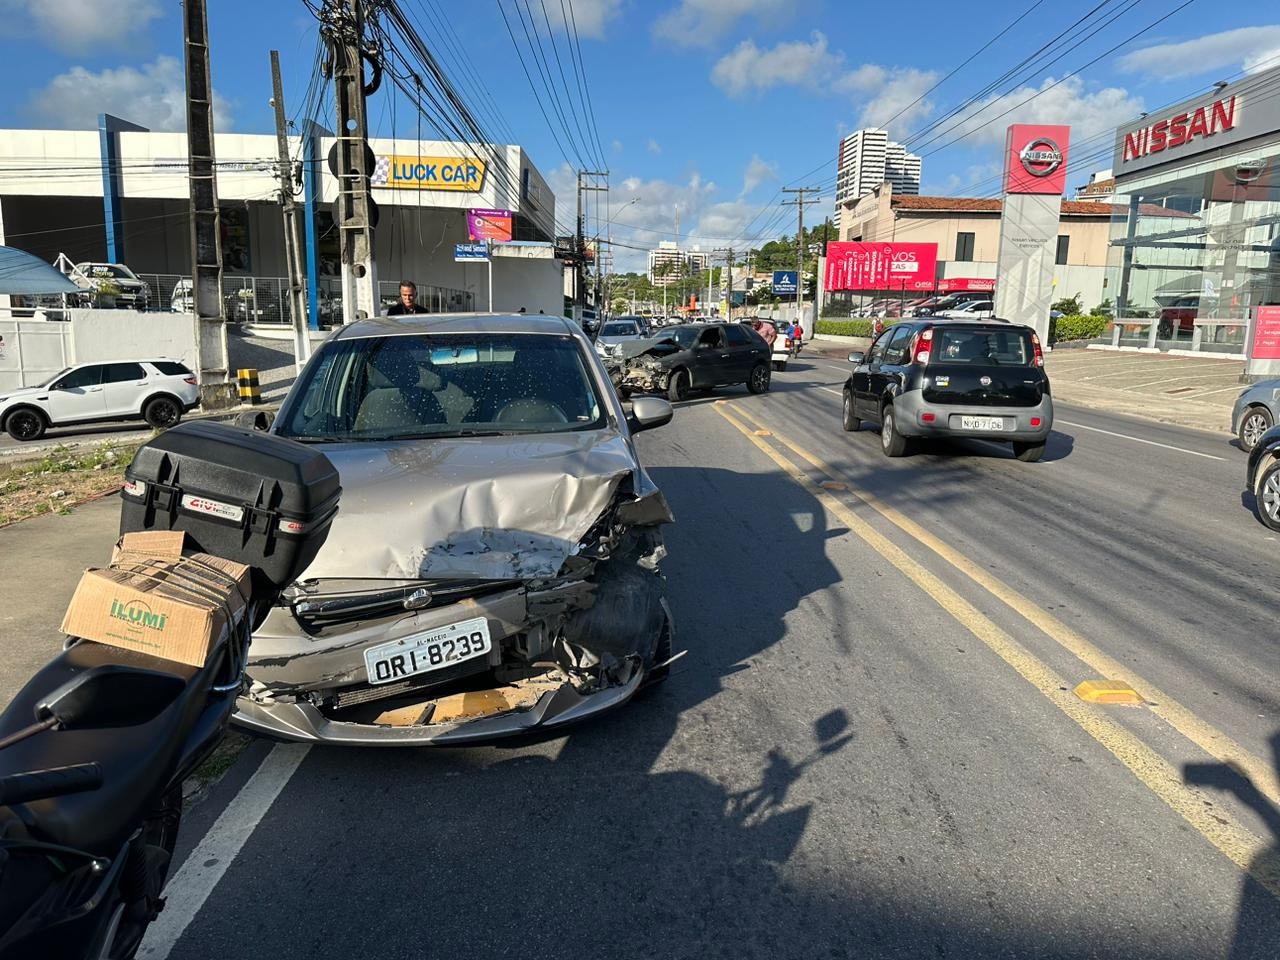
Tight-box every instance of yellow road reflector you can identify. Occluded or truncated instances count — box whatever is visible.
[753,429,772,436]
[819,480,848,491]
[1075,680,1143,705]
[714,399,729,405]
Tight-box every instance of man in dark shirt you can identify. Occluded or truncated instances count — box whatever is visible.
[386,281,429,315]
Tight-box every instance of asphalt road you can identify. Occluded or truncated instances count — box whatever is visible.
[1,357,1277,958]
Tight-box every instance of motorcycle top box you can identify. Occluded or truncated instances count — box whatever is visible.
[120,421,340,590]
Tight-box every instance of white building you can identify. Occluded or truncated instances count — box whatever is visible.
[648,240,708,285]
[0,116,564,323]
[834,128,921,226]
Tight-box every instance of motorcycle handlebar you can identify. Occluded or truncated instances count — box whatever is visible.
[0,763,102,806]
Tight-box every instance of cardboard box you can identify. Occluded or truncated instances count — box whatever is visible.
[60,531,253,668]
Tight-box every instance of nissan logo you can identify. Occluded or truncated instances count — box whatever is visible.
[1019,138,1063,178]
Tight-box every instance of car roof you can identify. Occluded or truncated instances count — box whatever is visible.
[913,316,1028,329]
[331,312,579,341]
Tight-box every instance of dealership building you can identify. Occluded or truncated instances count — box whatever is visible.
[0,118,564,321]
[1105,61,1280,349]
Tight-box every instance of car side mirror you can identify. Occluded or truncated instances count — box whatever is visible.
[627,396,674,433]
[847,351,865,364]
[236,410,276,431]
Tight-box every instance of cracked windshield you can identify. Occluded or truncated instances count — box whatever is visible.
[0,1,1277,958]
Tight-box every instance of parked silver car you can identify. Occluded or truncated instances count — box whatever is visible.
[233,313,676,745]
[1232,379,1280,452]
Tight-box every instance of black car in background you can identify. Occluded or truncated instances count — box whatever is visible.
[606,322,772,400]
[842,318,1053,461]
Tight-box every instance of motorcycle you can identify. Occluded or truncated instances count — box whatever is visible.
[0,421,339,959]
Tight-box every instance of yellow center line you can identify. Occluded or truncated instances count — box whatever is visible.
[712,403,1280,898]
[727,401,1280,807]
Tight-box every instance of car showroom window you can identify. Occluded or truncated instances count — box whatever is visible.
[57,366,102,389]
[103,362,146,383]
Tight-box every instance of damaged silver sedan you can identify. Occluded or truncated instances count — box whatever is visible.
[232,314,676,745]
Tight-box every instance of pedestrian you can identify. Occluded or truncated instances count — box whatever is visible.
[386,281,429,315]
[755,318,777,351]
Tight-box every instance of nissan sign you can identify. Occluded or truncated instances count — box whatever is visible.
[1003,124,1070,195]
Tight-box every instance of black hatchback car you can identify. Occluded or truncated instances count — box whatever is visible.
[607,323,772,400]
[842,318,1053,461]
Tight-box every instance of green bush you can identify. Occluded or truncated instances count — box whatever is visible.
[817,319,874,337]
[1050,314,1108,343]
[1051,293,1083,315]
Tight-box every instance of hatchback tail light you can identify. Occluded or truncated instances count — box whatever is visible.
[183,376,198,385]
[912,328,933,365]
[1031,332,1044,367]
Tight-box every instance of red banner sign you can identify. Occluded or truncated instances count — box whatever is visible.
[1251,305,1280,361]
[824,241,938,292]
[938,277,996,293]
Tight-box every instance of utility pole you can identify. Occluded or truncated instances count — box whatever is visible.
[181,0,233,407]
[325,0,379,322]
[576,170,608,321]
[783,187,820,332]
[713,247,734,319]
[270,50,310,371]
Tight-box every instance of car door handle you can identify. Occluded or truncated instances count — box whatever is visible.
[720,353,730,358]
[89,387,104,392]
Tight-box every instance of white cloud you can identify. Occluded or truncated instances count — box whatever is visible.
[611,138,624,152]
[556,0,622,40]
[655,0,796,46]
[741,154,778,195]
[0,0,161,53]
[840,66,940,136]
[24,56,233,132]
[1118,25,1280,81]
[712,32,841,96]
[647,138,662,154]
[940,75,1143,148]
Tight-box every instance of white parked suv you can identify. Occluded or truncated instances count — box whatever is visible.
[938,300,996,319]
[0,359,200,441]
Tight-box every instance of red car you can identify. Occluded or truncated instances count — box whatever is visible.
[1158,296,1200,337]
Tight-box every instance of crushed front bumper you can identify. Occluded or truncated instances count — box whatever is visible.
[232,667,645,745]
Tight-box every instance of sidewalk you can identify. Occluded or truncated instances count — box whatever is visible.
[804,336,1244,435]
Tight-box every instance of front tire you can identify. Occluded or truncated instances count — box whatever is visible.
[144,396,182,430]
[747,362,770,394]
[666,369,690,402]
[1238,407,1272,452]
[1256,459,1280,532]
[1013,440,1047,462]
[842,391,860,432]
[5,408,46,442]
[880,406,908,457]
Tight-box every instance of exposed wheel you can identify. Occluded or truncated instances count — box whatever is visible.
[842,390,860,432]
[1256,459,1280,532]
[5,408,46,442]
[880,406,908,457]
[666,369,690,402]
[1238,406,1272,452]
[108,785,181,959]
[747,362,770,394]
[643,604,675,688]
[1013,440,1046,462]
[144,396,182,430]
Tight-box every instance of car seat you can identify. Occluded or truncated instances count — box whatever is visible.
[354,347,445,432]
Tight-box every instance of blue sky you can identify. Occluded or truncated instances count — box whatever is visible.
[1,0,1279,270]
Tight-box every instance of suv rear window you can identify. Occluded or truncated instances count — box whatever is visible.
[151,361,193,377]
[934,328,1032,365]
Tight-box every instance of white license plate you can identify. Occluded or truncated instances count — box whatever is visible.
[960,416,1005,431]
[364,616,491,685]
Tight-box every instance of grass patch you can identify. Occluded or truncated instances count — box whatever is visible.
[185,731,253,802]
[0,439,148,526]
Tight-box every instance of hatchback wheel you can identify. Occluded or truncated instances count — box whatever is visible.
[1257,460,1280,532]
[747,363,770,394]
[880,407,908,457]
[1238,407,1272,452]
[1013,440,1046,463]
[5,409,46,442]
[842,391,860,432]
[144,396,182,430]
[666,369,690,402]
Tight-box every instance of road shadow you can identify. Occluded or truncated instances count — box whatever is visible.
[1184,732,1280,959]
[1240,490,1261,525]
[835,425,1074,464]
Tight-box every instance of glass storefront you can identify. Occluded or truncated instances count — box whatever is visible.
[1107,70,1280,353]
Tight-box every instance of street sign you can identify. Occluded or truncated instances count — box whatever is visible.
[773,271,798,296]
[454,242,489,262]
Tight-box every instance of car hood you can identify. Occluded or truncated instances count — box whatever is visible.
[298,429,670,582]
[0,385,46,403]
[614,336,684,361]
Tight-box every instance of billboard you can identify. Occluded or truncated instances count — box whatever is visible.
[468,208,513,243]
[938,277,996,293]
[823,242,938,292]
[773,271,799,296]
[1003,124,1070,196]
[371,155,487,191]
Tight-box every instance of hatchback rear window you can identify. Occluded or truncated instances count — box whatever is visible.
[933,328,1032,365]
[151,361,193,376]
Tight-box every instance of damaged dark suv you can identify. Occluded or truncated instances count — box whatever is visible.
[232,314,676,745]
